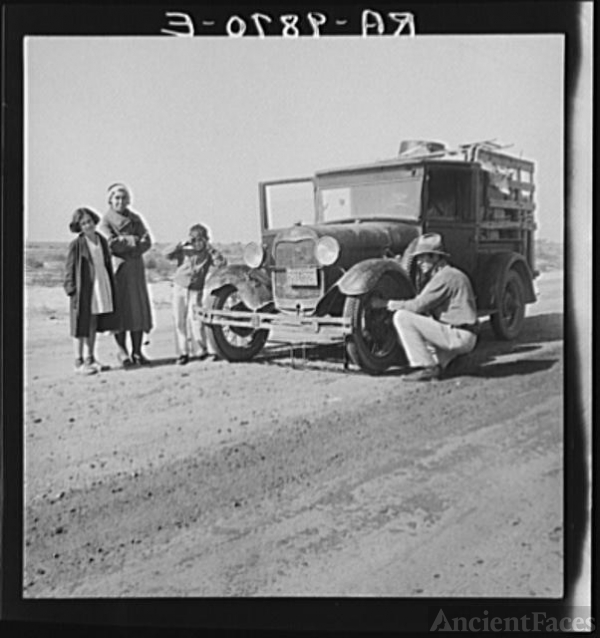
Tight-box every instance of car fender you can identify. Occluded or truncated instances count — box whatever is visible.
[475,252,536,310]
[337,258,415,297]
[205,265,273,310]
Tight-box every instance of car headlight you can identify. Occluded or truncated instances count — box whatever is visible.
[314,236,340,266]
[243,242,265,268]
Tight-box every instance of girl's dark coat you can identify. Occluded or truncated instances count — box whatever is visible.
[64,233,118,337]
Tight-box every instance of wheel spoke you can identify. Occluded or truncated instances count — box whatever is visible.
[343,272,412,373]
[503,286,518,325]
[360,304,395,357]
[491,271,525,340]
[208,286,269,361]
[224,324,252,347]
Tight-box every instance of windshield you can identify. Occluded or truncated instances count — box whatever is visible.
[263,179,315,230]
[318,169,424,222]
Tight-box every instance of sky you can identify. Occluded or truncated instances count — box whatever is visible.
[24,35,566,244]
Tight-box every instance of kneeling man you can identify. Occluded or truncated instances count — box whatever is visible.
[374,233,479,381]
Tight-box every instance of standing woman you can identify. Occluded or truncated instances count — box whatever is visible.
[99,183,153,366]
[64,207,117,374]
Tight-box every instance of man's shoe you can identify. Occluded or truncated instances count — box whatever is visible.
[403,365,441,382]
[442,354,474,379]
[177,354,189,365]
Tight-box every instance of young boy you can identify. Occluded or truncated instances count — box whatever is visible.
[164,224,226,364]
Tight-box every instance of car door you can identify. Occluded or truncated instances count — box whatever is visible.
[423,164,477,277]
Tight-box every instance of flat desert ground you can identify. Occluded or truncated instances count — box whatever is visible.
[22,270,564,597]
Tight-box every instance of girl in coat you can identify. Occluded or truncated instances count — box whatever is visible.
[99,183,153,367]
[64,207,117,374]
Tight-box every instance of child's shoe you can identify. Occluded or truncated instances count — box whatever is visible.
[132,353,151,366]
[86,356,109,373]
[76,358,97,375]
[177,354,189,365]
[117,351,133,368]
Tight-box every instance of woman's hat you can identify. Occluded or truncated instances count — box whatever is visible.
[412,233,449,257]
[107,182,131,202]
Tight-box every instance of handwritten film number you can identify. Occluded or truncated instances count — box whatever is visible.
[162,11,415,37]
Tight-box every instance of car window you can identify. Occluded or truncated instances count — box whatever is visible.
[426,167,473,221]
[318,174,423,222]
[263,180,315,230]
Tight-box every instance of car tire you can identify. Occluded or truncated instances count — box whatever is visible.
[490,269,526,340]
[343,272,411,375]
[205,285,269,361]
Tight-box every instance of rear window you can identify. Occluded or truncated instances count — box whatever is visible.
[426,167,473,221]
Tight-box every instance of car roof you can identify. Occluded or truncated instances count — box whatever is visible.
[315,155,476,178]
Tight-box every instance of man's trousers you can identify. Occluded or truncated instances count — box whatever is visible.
[392,309,477,369]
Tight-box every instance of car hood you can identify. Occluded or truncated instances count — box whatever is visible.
[272,219,419,267]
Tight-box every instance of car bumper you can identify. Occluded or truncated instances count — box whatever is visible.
[197,307,352,335]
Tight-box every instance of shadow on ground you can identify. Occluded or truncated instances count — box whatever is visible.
[251,312,564,376]
[110,355,218,372]
[114,312,562,376]
[463,358,559,379]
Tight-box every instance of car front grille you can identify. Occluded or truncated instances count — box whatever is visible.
[274,239,317,268]
[273,239,322,309]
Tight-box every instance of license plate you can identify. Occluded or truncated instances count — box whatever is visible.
[287,267,318,287]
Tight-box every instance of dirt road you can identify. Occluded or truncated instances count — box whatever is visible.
[23,271,563,597]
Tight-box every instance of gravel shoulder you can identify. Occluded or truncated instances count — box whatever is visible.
[23,271,564,598]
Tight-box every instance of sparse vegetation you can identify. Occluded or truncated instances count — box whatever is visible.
[143,247,175,283]
[535,238,564,273]
[142,243,244,283]
[23,239,563,286]
[25,245,68,286]
[26,255,45,269]
[217,242,245,265]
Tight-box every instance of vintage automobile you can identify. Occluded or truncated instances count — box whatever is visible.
[199,140,538,374]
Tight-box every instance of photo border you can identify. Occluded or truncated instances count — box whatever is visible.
[1,1,592,633]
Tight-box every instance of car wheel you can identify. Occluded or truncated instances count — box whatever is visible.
[490,269,525,340]
[343,272,411,375]
[205,285,269,361]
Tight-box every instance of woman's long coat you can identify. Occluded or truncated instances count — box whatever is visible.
[99,208,153,333]
[64,233,118,337]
